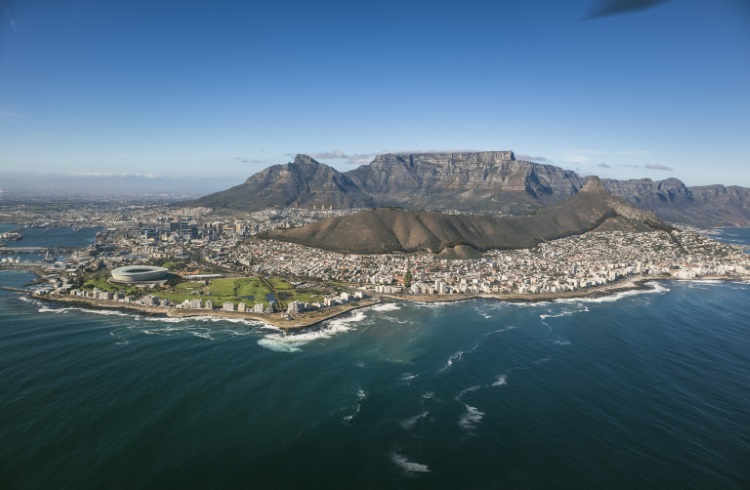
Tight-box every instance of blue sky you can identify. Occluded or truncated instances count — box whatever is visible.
[1,0,749,192]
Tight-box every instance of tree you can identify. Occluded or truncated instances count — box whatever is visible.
[404,269,412,289]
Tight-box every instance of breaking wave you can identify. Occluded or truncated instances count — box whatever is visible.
[258,310,367,352]
[441,344,479,371]
[140,325,215,340]
[539,303,589,327]
[412,301,456,309]
[566,281,670,304]
[38,305,132,317]
[371,303,401,312]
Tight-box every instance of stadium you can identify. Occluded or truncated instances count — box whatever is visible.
[111,265,170,283]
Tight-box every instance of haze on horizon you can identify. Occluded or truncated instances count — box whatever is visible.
[1,0,749,193]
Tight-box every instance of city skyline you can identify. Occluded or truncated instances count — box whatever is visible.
[1,0,749,191]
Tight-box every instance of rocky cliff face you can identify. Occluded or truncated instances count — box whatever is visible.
[348,152,584,213]
[184,152,750,227]
[600,177,750,226]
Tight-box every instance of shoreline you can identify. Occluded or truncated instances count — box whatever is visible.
[377,274,750,305]
[7,273,749,332]
[29,292,380,331]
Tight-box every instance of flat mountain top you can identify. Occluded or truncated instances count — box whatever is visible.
[183,151,750,227]
[263,177,672,255]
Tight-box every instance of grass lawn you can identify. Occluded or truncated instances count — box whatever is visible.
[289,291,323,304]
[174,281,205,291]
[99,275,326,311]
[269,278,293,289]
[153,276,275,309]
[207,278,237,296]
[152,291,204,304]
[83,276,118,291]
[236,278,273,300]
[83,276,140,295]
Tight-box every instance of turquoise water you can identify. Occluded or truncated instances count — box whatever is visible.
[1,232,750,489]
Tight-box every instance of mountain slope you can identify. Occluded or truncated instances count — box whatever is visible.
[263,177,672,255]
[183,151,750,227]
[189,155,372,210]
[603,177,750,226]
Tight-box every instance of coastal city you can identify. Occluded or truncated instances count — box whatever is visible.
[1,199,748,329]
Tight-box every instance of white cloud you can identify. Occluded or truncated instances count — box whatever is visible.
[516,154,551,163]
[645,163,673,171]
[235,157,267,164]
[308,150,375,164]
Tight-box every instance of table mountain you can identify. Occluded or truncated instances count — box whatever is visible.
[184,151,750,227]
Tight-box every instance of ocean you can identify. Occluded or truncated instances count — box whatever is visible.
[1,229,749,489]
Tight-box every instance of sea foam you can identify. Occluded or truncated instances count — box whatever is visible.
[458,404,485,430]
[483,325,516,337]
[442,342,481,371]
[572,281,670,304]
[370,303,401,312]
[391,452,430,474]
[343,388,368,422]
[455,385,485,430]
[258,310,367,352]
[38,305,131,317]
[400,411,429,430]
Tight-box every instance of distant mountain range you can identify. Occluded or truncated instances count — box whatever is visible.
[263,177,672,256]
[185,151,750,227]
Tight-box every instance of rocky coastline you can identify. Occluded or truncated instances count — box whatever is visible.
[372,274,750,305]
[32,293,380,331]
[26,274,750,332]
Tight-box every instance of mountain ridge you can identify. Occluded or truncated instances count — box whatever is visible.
[185,152,750,227]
